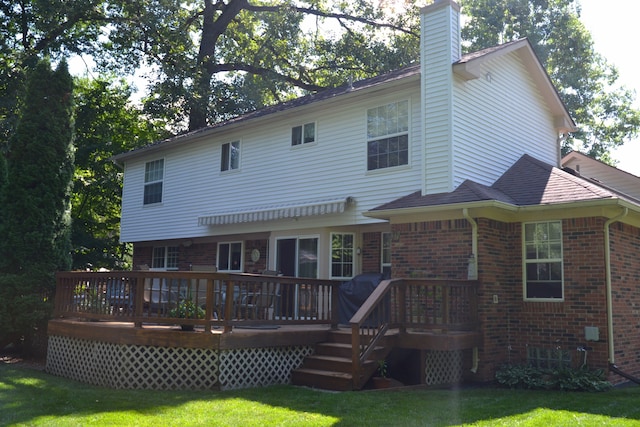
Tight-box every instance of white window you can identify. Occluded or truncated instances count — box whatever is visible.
[291,122,316,146]
[381,232,392,276]
[151,246,178,270]
[218,242,243,271]
[523,221,563,300]
[367,100,409,170]
[144,159,164,204]
[221,140,240,171]
[331,233,354,279]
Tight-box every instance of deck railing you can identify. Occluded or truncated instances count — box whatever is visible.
[54,272,478,349]
[54,271,341,333]
[350,278,478,388]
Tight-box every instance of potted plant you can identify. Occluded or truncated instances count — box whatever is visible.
[371,359,392,388]
[169,298,205,331]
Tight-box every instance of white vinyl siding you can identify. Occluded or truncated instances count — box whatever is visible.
[119,82,422,242]
[451,53,559,190]
[421,4,457,195]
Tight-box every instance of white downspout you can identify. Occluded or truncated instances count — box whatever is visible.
[605,207,628,365]
[463,208,479,373]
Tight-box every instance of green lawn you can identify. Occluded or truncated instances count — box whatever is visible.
[2,363,640,426]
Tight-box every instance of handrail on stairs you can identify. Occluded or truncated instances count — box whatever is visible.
[348,278,479,389]
[349,278,400,389]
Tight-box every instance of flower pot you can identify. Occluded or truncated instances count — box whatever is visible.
[371,377,392,389]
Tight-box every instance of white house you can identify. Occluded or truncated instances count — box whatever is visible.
[113,0,574,281]
[53,0,640,389]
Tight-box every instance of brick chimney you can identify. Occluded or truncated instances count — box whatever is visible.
[421,0,461,195]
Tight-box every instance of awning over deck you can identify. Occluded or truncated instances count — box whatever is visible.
[197,196,354,226]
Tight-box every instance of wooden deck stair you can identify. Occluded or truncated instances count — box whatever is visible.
[291,329,394,391]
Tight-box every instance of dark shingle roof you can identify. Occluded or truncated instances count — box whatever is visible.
[371,154,624,212]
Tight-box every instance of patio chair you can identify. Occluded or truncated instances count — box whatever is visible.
[189,265,218,316]
[240,270,280,320]
[105,278,132,312]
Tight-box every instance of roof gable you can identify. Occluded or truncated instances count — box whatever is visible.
[454,38,575,133]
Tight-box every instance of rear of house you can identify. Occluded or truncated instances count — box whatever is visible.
[107,0,640,386]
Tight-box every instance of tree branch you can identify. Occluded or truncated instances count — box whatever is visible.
[210,62,326,92]
[244,3,418,37]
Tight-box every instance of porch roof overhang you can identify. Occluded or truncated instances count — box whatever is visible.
[198,196,355,226]
[364,198,640,228]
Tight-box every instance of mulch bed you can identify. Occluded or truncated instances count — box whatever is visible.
[0,348,46,371]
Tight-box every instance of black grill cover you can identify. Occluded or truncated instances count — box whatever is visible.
[338,273,386,324]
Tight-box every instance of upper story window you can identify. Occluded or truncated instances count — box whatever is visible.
[291,122,316,146]
[331,233,354,279]
[144,159,164,205]
[218,242,243,271]
[221,141,240,171]
[152,246,178,270]
[367,100,409,170]
[523,221,563,300]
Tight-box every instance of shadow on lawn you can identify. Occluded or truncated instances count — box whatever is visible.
[2,363,640,426]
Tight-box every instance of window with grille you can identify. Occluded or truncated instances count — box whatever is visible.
[331,233,354,279]
[144,159,164,205]
[523,221,563,300]
[151,246,178,270]
[367,100,409,170]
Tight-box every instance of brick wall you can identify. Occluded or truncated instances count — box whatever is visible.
[391,216,633,383]
[132,239,268,273]
[362,232,382,273]
[609,222,640,380]
[391,220,472,279]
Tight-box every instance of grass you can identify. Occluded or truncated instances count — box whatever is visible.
[2,363,640,426]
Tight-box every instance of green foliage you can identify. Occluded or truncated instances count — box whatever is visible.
[72,77,165,270]
[102,0,420,132]
[169,299,205,319]
[0,59,74,349]
[496,364,612,392]
[377,359,388,378]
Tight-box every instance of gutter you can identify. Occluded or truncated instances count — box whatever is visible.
[604,207,628,365]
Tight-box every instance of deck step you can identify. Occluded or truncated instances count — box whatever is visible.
[291,368,354,391]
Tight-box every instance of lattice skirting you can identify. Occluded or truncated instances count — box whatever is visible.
[424,350,464,386]
[46,335,313,390]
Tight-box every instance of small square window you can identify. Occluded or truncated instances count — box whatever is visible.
[292,123,316,146]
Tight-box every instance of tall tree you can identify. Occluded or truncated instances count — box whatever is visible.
[0,59,74,350]
[72,77,167,270]
[0,0,107,148]
[459,0,640,160]
[102,0,420,132]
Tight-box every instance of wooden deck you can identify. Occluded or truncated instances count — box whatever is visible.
[48,271,481,390]
[47,318,333,350]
